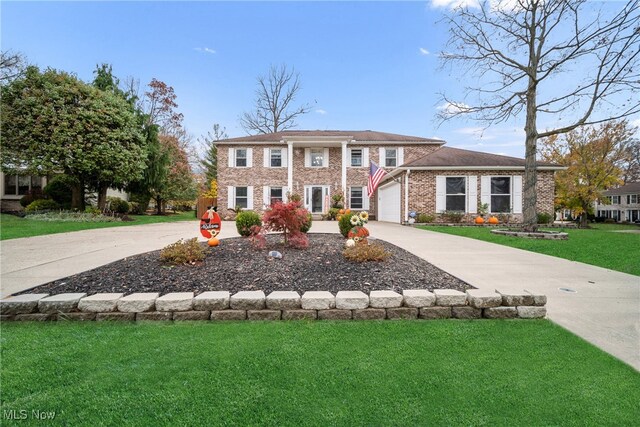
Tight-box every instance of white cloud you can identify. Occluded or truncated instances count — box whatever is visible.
[430,0,480,9]
[194,47,216,54]
[437,101,471,116]
[419,48,430,56]
[315,109,327,115]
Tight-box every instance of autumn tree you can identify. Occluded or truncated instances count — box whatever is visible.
[0,50,27,85]
[437,0,640,230]
[240,64,312,134]
[198,123,227,181]
[539,120,637,227]
[0,67,146,210]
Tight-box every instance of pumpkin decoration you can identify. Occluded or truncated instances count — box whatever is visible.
[488,216,499,225]
[339,209,345,215]
[208,237,220,247]
[345,239,356,248]
[474,216,485,224]
[337,215,342,221]
[348,226,370,240]
[345,209,351,215]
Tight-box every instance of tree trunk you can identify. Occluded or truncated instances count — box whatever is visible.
[97,185,108,210]
[155,196,163,215]
[71,179,85,211]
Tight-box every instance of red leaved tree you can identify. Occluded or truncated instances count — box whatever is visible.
[261,201,310,248]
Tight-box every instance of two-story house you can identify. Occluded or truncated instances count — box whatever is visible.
[217,130,562,223]
[595,182,640,222]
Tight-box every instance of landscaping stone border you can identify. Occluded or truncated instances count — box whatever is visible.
[490,229,568,240]
[1,289,546,322]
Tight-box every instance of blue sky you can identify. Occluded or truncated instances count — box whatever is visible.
[2,1,638,158]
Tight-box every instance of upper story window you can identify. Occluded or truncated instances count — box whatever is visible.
[384,148,397,167]
[270,149,282,167]
[350,149,363,167]
[490,177,511,213]
[628,194,639,204]
[310,149,324,167]
[446,177,466,211]
[235,149,247,167]
[3,174,43,197]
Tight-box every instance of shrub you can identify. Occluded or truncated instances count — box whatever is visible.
[43,175,74,207]
[262,201,310,248]
[416,213,435,223]
[20,189,45,207]
[288,193,302,203]
[300,213,313,233]
[85,206,101,215]
[343,243,390,262]
[108,197,130,214]
[537,212,553,224]
[604,218,616,224]
[25,199,60,212]
[326,207,340,221]
[236,210,262,237]
[171,200,194,212]
[26,212,122,222]
[129,202,144,215]
[339,212,356,237]
[160,238,205,265]
[440,210,464,223]
[331,191,344,209]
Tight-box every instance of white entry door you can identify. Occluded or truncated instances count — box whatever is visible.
[377,181,401,223]
[304,185,329,214]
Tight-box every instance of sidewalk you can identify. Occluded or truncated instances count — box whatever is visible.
[1,220,638,370]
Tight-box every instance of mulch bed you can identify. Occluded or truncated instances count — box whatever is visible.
[21,233,472,296]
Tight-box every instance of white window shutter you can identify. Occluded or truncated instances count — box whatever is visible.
[247,186,254,210]
[467,176,478,214]
[398,147,404,166]
[263,186,270,208]
[435,176,446,213]
[228,148,234,168]
[379,147,386,167]
[363,187,370,210]
[363,148,369,167]
[304,148,310,167]
[263,148,270,167]
[281,148,288,168]
[323,148,329,167]
[513,175,523,214]
[283,186,289,201]
[227,186,234,209]
[481,176,491,211]
[246,148,253,168]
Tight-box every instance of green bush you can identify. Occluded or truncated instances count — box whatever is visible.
[25,199,60,212]
[160,238,205,265]
[440,211,464,223]
[537,212,553,224]
[108,197,130,214]
[20,189,45,207]
[417,213,435,223]
[43,175,74,207]
[339,212,356,237]
[236,210,262,237]
[300,213,313,233]
[129,202,144,215]
[326,208,340,221]
[85,206,101,215]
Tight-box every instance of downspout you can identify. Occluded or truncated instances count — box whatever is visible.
[287,141,293,198]
[404,169,410,223]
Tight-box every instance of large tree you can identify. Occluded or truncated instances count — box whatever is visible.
[437,0,640,230]
[539,120,636,227]
[240,64,312,134]
[1,67,146,210]
[0,50,27,85]
[198,123,227,181]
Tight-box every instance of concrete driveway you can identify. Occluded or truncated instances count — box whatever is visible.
[1,220,638,371]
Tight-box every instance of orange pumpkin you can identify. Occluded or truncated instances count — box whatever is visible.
[474,216,485,224]
[208,237,220,247]
[345,209,351,215]
[338,209,345,215]
[347,226,370,240]
[488,216,499,225]
[337,215,342,221]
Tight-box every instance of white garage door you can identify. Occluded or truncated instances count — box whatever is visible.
[377,181,401,223]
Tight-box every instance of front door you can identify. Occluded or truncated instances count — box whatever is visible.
[304,186,329,213]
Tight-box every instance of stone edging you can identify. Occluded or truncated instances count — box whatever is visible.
[0,289,547,322]
[490,229,568,240]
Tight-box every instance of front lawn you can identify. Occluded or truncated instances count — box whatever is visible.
[0,211,196,240]
[1,321,638,426]
[418,223,640,276]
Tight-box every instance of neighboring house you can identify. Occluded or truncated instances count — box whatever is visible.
[594,182,640,222]
[0,172,47,211]
[217,130,562,223]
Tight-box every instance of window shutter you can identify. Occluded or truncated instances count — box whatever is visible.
[323,148,330,167]
[227,186,234,209]
[363,187,370,210]
[467,176,478,213]
[247,186,254,210]
[363,148,369,167]
[263,186,270,208]
[435,176,446,213]
[264,148,270,167]
[283,186,289,202]
[281,148,288,168]
[379,147,386,167]
[397,147,404,166]
[228,148,234,168]
[304,148,310,167]
[246,148,253,168]
[512,175,523,214]
[481,176,491,211]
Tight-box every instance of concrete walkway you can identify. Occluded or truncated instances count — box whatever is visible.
[1,220,638,371]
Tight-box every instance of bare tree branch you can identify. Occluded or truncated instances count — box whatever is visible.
[0,50,27,85]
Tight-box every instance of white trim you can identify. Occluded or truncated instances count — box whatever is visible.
[341,142,347,193]
[227,186,234,209]
[363,147,370,167]
[398,147,404,166]
[287,143,293,191]
[512,175,523,214]
[435,176,446,213]
[304,185,330,213]
[304,148,311,167]
[379,147,386,167]
[247,186,254,210]
[323,148,330,168]
[480,176,491,211]
[404,170,410,222]
[467,176,478,214]
[246,148,253,168]
[263,186,270,207]
[263,148,270,168]
[364,186,370,211]
[395,166,566,171]
[281,148,287,168]
[228,148,234,168]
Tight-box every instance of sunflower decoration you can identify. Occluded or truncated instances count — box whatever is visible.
[350,215,361,226]
[359,211,369,223]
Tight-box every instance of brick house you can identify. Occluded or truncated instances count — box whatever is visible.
[217,130,562,223]
[594,182,640,222]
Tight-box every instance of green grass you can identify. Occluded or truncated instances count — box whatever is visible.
[0,211,196,240]
[1,321,638,426]
[418,223,640,276]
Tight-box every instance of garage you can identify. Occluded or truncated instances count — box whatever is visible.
[377,181,401,223]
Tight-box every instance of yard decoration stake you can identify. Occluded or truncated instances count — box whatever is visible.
[200,206,222,239]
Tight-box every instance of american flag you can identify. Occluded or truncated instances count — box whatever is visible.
[367,161,388,197]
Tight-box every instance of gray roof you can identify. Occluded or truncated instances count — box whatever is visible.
[218,130,444,144]
[602,181,640,196]
[401,147,562,169]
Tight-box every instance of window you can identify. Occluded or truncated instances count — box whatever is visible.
[350,149,363,167]
[4,174,42,197]
[611,195,620,204]
[627,194,638,204]
[235,149,247,167]
[310,149,324,167]
[235,186,248,209]
[350,187,364,209]
[385,148,397,167]
[490,177,511,213]
[445,177,466,211]
[270,187,283,205]
[270,149,282,167]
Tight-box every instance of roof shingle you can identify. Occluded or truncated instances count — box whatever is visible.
[402,146,561,168]
[218,130,444,144]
